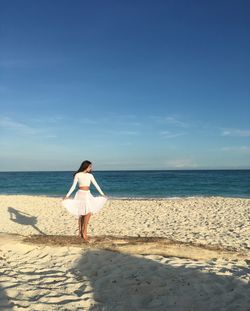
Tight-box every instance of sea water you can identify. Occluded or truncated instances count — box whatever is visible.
[0,170,249,199]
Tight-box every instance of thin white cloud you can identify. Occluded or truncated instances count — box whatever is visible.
[0,116,57,138]
[0,116,34,133]
[31,115,64,124]
[149,115,189,127]
[106,113,137,119]
[88,129,141,138]
[164,116,189,127]
[160,131,187,138]
[221,129,250,137]
[164,159,198,168]
[114,130,140,136]
[117,121,141,126]
[108,115,142,127]
[77,115,141,127]
[221,146,250,152]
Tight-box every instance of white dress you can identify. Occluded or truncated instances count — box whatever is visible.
[61,172,107,217]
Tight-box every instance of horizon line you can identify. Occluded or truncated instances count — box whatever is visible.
[0,168,250,173]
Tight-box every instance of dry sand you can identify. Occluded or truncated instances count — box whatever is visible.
[0,195,249,251]
[0,195,249,310]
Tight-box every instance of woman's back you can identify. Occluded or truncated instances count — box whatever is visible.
[66,172,104,197]
[76,172,92,186]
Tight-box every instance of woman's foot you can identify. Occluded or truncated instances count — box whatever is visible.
[83,232,89,241]
[78,229,83,238]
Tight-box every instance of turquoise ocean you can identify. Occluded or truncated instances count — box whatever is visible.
[0,170,249,199]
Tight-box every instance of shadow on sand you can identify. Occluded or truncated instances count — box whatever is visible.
[70,249,249,311]
[8,207,45,235]
[1,234,249,310]
[0,285,14,310]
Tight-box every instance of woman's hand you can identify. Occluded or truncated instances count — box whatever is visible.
[62,196,69,201]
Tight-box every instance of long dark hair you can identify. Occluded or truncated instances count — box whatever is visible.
[73,160,92,176]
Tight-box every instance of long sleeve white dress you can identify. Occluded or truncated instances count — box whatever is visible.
[61,172,107,217]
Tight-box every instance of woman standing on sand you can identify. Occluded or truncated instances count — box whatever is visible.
[62,160,107,241]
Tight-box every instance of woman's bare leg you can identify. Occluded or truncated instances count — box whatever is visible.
[81,216,85,236]
[78,216,83,237]
[83,213,91,240]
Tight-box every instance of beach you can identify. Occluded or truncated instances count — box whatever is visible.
[0,195,249,310]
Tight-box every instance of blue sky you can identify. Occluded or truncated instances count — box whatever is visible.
[0,0,249,170]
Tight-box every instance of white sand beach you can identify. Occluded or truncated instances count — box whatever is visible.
[0,195,249,310]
